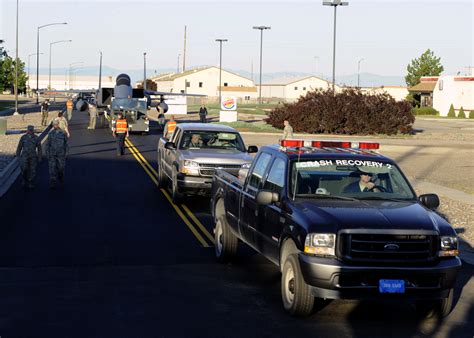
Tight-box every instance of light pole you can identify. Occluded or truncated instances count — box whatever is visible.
[253,26,271,105]
[143,52,147,90]
[14,0,19,115]
[98,51,102,90]
[177,54,181,73]
[357,58,364,88]
[36,22,67,103]
[215,39,228,106]
[323,0,348,92]
[49,39,71,89]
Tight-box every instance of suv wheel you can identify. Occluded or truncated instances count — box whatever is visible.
[281,254,314,316]
[416,288,454,318]
[171,167,183,203]
[215,216,238,263]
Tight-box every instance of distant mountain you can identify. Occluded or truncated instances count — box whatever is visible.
[33,66,405,87]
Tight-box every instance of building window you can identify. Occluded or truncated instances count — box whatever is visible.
[294,86,298,90]
[224,83,228,87]
[199,82,203,88]
[245,96,250,100]
[303,87,306,90]
[180,90,185,93]
[185,81,190,87]
[439,80,443,91]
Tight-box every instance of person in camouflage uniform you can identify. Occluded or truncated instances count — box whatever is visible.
[41,99,50,126]
[16,125,42,189]
[46,120,69,189]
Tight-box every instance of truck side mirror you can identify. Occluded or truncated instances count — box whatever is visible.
[247,145,258,154]
[256,190,279,206]
[418,193,440,210]
[165,142,176,150]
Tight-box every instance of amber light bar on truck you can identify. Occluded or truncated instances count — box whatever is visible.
[280,139,379,150]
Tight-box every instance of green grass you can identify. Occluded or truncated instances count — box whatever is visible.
[214,121,281,133]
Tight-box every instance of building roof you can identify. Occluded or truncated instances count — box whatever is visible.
[408,82,437,92]
[152,66,252,82]
[263,76,329,86]
[219,86,257,92]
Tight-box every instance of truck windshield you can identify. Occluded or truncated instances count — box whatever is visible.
[111,98,147,112]
[290,159,416,200]
[179,131,246,151]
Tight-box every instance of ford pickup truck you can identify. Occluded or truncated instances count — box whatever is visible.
[210,139,461,317]
[157,123,257,202]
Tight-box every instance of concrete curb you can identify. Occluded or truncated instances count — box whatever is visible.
[0,118,56,198]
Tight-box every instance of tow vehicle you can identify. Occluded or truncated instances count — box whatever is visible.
[210,139,461,317]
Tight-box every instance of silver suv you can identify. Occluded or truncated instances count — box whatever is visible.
[157,123,257,202]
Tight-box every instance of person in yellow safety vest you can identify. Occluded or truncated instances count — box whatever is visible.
[112,111,129,156]
[66,98,74,121]
[163,115,176,139]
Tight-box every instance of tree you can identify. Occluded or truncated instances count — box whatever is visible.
[469,110,474,119]
[447,104,456,117]
[405,49,444,87]
[0,57,28,93]
[458,106,466,118]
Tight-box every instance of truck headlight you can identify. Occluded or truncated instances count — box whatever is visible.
[241,163,251,169]
[439,236,459,257]
[304,233,335,256]
[181,160,200,175]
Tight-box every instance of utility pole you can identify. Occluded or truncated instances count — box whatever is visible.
[323,0,349,92]
[98,51,102,90]
[177,54,181,73]
[357,58,364,88]
[14,0,19,115]
[253,26,271,105]
[143,52,147,90]
[215,39,228,106]
[183,25,187,72]
[251,60,254,82]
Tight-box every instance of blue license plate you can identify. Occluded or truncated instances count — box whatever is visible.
[379,279,405,293]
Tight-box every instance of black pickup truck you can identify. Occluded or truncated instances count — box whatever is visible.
[210,140,461,317]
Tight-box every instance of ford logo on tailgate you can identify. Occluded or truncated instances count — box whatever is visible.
[384,243,400,251]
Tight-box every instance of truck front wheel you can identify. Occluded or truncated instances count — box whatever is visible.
[415,288,454,318]
[281,254,314,316]
[215,216,238,263]
[157,155,167,188]
[171,167,183,203]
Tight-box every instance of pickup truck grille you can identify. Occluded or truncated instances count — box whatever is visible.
[339,232,439,266]
[198,164,242,177]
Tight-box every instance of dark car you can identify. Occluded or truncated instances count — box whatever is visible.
[211,139,461,317]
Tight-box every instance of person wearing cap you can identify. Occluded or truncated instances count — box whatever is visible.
[54,111,70,138]
[40,99,50,126]
[343,170,380,193]
[112,111,129,156]
[16,125,42,189]
[282,120,294,140]
[46,119,69,189]
[163,115,176,138]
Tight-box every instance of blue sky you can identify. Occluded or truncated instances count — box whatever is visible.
[1,0,473,79]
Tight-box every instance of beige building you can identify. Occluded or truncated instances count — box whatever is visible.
[150,66,257,102]
[361,86,409,101]
[28,75,115,91]
[260,76,336,102]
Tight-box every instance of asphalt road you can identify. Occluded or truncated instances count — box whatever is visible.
[0,111,472,338]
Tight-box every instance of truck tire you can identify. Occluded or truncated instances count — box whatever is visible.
[215,216,238,263]
[171,167,183,203]
[157,155,167,188]
[415,288,454,318]
[281,254,314,316]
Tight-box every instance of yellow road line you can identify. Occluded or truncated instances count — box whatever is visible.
[125,139,157,176]
[125,138,210,248]
[181,204,215,244]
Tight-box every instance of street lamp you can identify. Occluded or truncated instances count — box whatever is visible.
[253,26,271,105]
[143,52,147,91]
[14,0,19,115]
[28,53,43,93]
[177,53,181,73]
[357,58,364,88]
[323,0,348,92]
[49,39,71,89]
[36,22,67,103]
[215,39,228,106]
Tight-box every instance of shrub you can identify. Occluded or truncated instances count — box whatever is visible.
[457,106,466,118]
[470,110,474,119]
[265,88,414,135]
[412,107,439,116]
[447,104,456,117]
